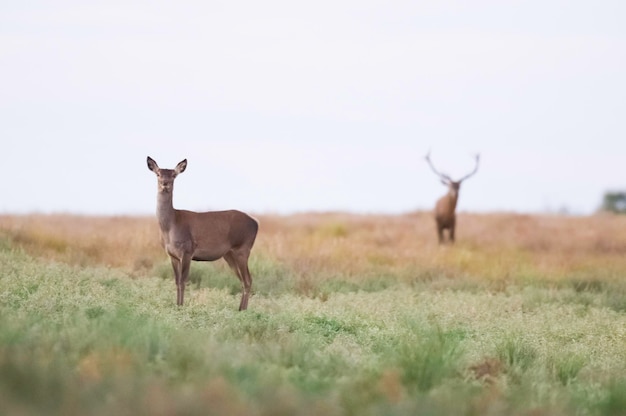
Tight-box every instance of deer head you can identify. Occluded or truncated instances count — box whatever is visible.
[147,157,187,194]
[425,151,480,196]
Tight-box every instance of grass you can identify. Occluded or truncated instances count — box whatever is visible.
[0,212,625,415]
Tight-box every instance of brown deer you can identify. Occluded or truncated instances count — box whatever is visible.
[147,157,259,310]
[425,152,480,244]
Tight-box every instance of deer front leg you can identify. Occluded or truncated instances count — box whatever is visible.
[437,224,444,245]
[449,217,456,244]
[179,254,192,306]
[170,256,183,306]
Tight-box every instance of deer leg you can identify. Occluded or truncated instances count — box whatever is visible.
[224,251,250,311]
[239,261,252,311]
[179,254,192,306]
[170,257,183,306]
[234,250,253,311]
[224,251,244,288]
[437,224,444,245]
[449,218,456,244]
[224,252,240,277]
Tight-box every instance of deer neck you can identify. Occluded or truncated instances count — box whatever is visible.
[448,189,459,210]
[156,191,176,230]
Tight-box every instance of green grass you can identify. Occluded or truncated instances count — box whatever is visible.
[1,246,626,415]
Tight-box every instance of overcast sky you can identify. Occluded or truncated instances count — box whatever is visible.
[1,1,624,215]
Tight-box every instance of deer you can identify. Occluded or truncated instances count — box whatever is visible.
[147,157,259,310]
[424,152,480,244]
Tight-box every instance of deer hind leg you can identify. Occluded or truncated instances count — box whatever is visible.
[224,249,253,311]
[238,258,252,311]
[224,251,245,309]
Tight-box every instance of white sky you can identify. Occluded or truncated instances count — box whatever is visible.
[1,1,625,215]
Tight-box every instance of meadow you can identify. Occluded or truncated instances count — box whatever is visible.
[0,212,625,415]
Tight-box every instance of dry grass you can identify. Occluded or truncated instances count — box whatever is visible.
[1,211,626,415]
[0,211,624,288]
[257,212,626,289]
[0,215,162,274]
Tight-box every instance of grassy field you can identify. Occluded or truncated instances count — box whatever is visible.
[0,212,625,415]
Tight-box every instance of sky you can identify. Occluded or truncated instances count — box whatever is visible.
[1,1,625,216]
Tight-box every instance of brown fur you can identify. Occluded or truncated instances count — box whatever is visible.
[147,157,258,310]
[425,153,479,244]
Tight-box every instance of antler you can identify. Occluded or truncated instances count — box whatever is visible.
[458,154,480,182]
[424,151,452,183]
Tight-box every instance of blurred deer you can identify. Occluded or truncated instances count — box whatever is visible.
[147,157,258,310]
[425,152,480,244]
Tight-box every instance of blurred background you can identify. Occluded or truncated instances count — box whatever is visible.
[1,1,624,215]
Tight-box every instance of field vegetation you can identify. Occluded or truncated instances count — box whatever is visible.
[0,212,625,415]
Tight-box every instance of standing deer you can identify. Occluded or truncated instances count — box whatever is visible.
[425,152,480,244]
[147,157,258,310]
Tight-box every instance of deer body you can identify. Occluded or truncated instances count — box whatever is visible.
[434,182,460,243]
[425,152,479,244]
[148,157,258,310]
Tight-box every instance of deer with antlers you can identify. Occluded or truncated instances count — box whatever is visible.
[425,152,480,244]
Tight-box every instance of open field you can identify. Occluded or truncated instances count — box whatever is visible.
[1,212,625,415]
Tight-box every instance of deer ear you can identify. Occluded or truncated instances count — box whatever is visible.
[175,159,187,174]
[147,156,159,173]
